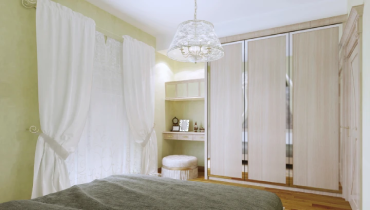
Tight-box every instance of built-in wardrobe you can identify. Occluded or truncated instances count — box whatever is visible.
[207,25,342,192]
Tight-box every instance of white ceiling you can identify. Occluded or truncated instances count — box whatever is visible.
[86,0,347,52]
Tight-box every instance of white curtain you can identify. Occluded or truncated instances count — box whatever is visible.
[32,0,95,198]
[66,32,141,186]
[122,35,157,175]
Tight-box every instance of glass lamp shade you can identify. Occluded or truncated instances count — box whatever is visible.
[167,20,224,63]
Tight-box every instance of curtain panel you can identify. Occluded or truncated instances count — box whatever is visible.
[32,0,95,198]
[66,32,141,186]
[122,35,157,175]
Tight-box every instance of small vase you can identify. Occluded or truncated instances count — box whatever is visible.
[194,122,198,132]
[199,125,205,132]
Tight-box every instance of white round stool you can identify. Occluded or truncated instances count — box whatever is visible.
[161,155,198,180]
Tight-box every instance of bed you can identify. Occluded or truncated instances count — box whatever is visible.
[0,175,283,210]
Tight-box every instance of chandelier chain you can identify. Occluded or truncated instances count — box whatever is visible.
[194,0,197,20]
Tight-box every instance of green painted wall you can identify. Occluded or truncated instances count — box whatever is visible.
[155,53,176,168]
[0,0,155,203]
[154,54,206,168]
[166,100,205,166]
[162,62,205,167]
[0,0,39,203]
[347,0,364,12]
[52,0,156,48]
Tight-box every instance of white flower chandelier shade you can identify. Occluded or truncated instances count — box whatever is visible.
[167,0,224,63]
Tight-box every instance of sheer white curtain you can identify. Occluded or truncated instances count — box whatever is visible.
[122,35,157,175]
[32,0,95,198]
[66,32,141,186]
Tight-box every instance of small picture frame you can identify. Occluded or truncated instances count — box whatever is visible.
[179,119,190,132]
[172,125,180,132]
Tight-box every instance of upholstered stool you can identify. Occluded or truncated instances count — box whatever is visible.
[161,155,198,180]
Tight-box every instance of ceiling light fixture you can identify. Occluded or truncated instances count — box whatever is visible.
[167,0,224,63]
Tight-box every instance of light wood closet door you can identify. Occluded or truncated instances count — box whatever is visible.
[347,44,360,208]
[247,35,287,184]
[209,43,243,178]
[292,27,339,190]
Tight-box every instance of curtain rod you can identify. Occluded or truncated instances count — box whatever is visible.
[22,0,124,42]
[96,27,124,42]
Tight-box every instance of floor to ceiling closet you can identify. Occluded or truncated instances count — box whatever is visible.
[207,23,344,192]
[207,9,363,208]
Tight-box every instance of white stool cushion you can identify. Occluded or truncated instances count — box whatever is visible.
[162,155,197,168]
[162,155,198,180]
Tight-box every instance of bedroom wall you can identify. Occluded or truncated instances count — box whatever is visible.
[348,0,364,12]
[155,60,205,167]
[155,53,176,167]
[0,0,156,203]
[167,100,205,167]
[154,57,206,168]
[0,0,39,203]
[173,62,205,81]
[167,62,205,167]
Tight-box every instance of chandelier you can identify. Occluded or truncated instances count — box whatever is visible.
[167,0,224,63]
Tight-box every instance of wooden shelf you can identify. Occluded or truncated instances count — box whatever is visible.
[163,131,205,141]
[163,131,205,134]
[165,79,205,101]
[165,97,204,101]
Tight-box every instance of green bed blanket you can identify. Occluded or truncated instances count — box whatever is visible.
[0,175,283,210]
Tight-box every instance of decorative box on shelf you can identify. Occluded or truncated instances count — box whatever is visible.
[162,131,205,141]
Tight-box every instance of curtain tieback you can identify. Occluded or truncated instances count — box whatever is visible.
[142,124,155,147]
[39,133,70,160]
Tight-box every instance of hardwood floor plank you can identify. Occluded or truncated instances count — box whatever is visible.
[188,173,351,210]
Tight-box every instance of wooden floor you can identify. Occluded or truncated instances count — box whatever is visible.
[189,173,351,210]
